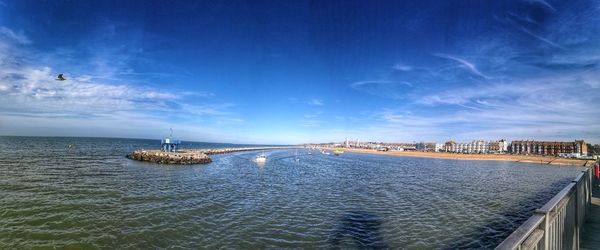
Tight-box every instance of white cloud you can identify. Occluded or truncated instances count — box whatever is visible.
[393,63,413,71]
[0,66,175,114]
[350,80,413,99]
[351,80,396,87]
[370,70,600,143]
[519,27,566,50]
[299,112,324,127]
[527,0,556,12]
[0,37,245,142]
[432,53,489,79]
[0,26,31,44]
[354,104,600,143]
[307,98,324,106]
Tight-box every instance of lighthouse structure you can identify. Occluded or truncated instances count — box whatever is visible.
[160,128,181,152]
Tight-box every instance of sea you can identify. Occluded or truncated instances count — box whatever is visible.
[0,136,584,249]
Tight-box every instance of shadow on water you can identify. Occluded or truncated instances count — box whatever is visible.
[442,178,573,249]
[329,211,389,249]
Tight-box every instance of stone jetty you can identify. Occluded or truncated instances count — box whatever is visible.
[127,146,294,165]
[127,150,212,165]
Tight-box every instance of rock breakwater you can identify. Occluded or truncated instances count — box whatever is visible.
[126,150,212,165]
[127,146,295,165]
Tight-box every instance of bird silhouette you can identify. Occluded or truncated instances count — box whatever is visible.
[56,74,66,81]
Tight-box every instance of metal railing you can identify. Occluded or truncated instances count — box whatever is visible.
[496,167,592,250]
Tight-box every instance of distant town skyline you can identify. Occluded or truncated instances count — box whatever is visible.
[0,0,599,144]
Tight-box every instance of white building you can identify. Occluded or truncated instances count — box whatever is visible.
[445,140,491,154]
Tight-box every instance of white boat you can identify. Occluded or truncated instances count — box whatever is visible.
[321,150,330,155]
[255,153,267,163]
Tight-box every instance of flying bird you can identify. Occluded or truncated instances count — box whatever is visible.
[56,74,66,81]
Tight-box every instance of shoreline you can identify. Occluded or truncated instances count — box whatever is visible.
[128,145,594,167]
[328,147,594,167]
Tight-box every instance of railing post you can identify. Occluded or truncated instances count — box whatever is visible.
[536,209,549,250]
[496,168,594,250]
[589,167,594,205]
[572,177,579,250]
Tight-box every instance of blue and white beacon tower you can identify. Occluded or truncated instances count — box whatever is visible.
[161,128,181,152]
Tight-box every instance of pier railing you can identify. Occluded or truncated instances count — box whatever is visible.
[496,167,592,250]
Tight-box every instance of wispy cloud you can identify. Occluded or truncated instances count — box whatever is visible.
[307,98,324,106]
[350,80,413,99]
[1,1,599,144]
[393,63,413,71]
[401,70,600,141]
[300,113,323,127]
[0,65,176,114]
[527,0,556,12]
[351,80,397,87]
[432,53,490,79]
[0,26,31,44]
[519,27,566,50]
[358,98,600,143]
[0,31,243,142]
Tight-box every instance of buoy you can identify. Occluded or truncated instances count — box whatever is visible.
[594,163,599,179]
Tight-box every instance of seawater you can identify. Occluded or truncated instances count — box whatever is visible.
[0,136,583,249]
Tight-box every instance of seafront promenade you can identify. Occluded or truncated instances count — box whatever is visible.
[132,145,594,166]
[331,147,594,167]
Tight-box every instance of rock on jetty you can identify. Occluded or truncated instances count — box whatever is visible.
[126,150,212,165]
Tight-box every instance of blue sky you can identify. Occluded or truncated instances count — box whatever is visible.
[0,0,599,144]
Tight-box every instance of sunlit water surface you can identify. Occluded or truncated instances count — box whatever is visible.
[0,137,584,249]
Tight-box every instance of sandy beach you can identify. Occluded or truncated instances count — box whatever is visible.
[328,147,594,167]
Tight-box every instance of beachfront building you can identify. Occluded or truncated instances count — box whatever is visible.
[339,138,362,148]
[435,143,444,152]
[473,140,490,153]
[445,141,457,152]
[416,142,440,152]
[365,142,382,150]
[489,139,509,153]
[510,140,588,157]
[500,139,509,152]
[444,140,506,154]
[592,144,600,158]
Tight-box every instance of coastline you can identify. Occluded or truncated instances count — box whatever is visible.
[329,147,593,167]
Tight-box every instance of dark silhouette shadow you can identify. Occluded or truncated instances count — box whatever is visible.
[329,211,389,249]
